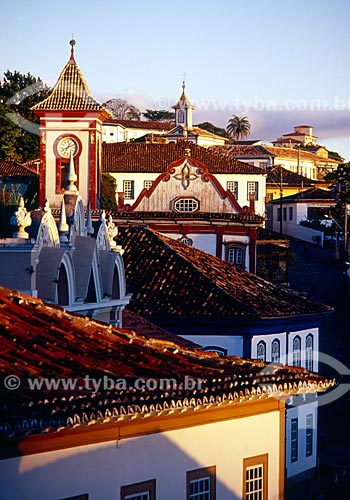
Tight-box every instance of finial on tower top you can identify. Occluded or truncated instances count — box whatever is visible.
[69,37,76,61]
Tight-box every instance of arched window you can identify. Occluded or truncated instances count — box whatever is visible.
[271,339,280,363]
[305,334,313,371]
[257,341,266,362]
[292,336,301,367]
[226,245,245,267]
[178,110,185,123]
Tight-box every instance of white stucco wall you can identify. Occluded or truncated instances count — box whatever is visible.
[285,400,318,479]
[0,410,282,500]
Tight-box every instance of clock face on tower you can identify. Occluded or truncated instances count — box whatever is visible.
[57,136,78,158]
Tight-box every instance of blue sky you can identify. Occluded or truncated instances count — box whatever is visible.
[1,0,349,159]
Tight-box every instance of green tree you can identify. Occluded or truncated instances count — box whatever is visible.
[142,109,175,122]
[102,98,141,120]
[325,163,350,204]
[101,173,118,209]
[195,121,230,138]
[0,70,51,162]
[226,115,251,141]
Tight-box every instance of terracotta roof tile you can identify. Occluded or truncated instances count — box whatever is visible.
[102,143,265,174]
[115,226,332,318]
[209,145,273,158]
[267,166,314,187]
[0,286,333,440]
[271,187,336,203]
[264,146,337,164]
[0,159,37,178]
[122,309,198,347]
[32,54,109,113]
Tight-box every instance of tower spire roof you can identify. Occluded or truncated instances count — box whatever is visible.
[173,81,195,110]
[32,40,110,114]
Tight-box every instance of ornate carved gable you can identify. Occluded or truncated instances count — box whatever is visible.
[129,156,242,214]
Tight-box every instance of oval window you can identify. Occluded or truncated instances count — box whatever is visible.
[173,198,199,213]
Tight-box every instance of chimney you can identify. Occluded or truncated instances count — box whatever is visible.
[118,192,125,210]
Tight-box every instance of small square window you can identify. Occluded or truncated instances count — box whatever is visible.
[123,180,135,200]
[187,466,216,500]
[121,479,155,500]
[144,180,153,190]
[247,181,259,201]
[227,181,238,198]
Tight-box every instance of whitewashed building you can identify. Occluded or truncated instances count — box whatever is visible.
[0,286,333,500]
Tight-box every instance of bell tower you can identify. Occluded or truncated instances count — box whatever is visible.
[32,40,111,209]
[173,81,195,130]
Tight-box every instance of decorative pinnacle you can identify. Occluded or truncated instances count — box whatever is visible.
[65,150,78,192]
[69,38,76,61]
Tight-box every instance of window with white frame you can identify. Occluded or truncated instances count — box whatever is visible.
[305,334,313,371]
[121,479,155,500]
[173,197,199,213]
[292,336,301,367]
[123,180,135,199]
[243,454,268,500]
[306,413,313,457]
[144,180,153,190]
[247,181,259,200]
[187,466,216,500]
[226,245,245,267]
[257,341,266,362]
[291,418,298,462]
[271,339,280,363]
[227,181,238,198]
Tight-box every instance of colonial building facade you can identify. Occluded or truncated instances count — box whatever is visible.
[32,40,111,209]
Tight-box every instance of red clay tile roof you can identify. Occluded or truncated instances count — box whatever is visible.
[0,286,333,441]
[105,119,174,131]
[102,143,265,174]
[115,226,332,318]
[32,52,109,113]
[267,166,314,187]
[264,146,337,164]
[209,145,273,158]
[272,138,301,144]
[122,309,198,347]
[271,188,336,203]
[0,159,37,178]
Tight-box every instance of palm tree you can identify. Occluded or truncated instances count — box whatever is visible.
[226,115,251,141]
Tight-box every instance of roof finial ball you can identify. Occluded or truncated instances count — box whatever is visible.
[69,38,76,60]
